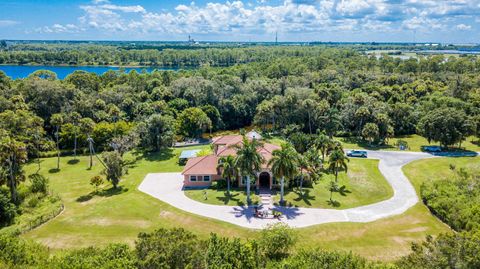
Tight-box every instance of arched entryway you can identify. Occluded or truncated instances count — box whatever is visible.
[259,172,270,189]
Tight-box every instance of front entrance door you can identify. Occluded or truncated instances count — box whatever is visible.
[259,172,270,189]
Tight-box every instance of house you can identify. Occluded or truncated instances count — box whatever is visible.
[181,131,281,189]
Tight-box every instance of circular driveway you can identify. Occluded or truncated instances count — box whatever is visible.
[138,151,436,229]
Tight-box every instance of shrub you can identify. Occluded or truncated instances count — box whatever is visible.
[205,234,259,269]
[398,232,480,269]
[24,193,41,208]
[90,175,104,193]
[0,234,49,267]
[50,243,136,269]
[258,223,297,260]
[421,167,480,231]
[135,228,202,269]
[29,174,49,194]
[275,248,384,269]
[0,188,15,227]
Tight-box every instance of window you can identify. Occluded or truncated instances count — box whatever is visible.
[190,175,197,182]
[203,175,210,181]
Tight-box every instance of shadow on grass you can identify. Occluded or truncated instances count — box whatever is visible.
[340,137,396,151]
[131,149,175,163]
[216,192,246,206]
[67,159,80,165]
[291,189,316,206]
[76,186,129,203]
[327,199,341,207]
[48,168,60,173]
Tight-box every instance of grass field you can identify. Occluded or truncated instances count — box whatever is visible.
[185,159,392,209]
[274,159,393,209]
[185,186,260,206]
[17,146,456,261]
[403,156,480,193]
[338,134,480,152]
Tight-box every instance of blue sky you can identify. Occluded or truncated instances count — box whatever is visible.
[0,0,479,42]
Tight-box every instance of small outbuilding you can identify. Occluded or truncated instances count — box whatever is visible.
[246,130,262,140]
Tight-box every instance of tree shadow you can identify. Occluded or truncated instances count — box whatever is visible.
[48,168,60,173]
[132,149,175,163]
[337,185,351,196]
[327,199,341,207]
[340,137,395,151]
[76,186,128,203]
[291,189,316,206]
[216,192,244,206]
[67,159,80,165]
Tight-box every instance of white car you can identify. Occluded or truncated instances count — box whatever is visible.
[346,150,368,158]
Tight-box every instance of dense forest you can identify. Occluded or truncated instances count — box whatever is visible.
[1,44,480,268]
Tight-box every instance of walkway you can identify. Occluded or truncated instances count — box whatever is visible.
[137,151,458,229]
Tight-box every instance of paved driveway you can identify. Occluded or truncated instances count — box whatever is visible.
[138,151,436,229]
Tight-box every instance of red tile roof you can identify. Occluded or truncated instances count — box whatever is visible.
[181,155,219,175]
[181,135,281,175]
[212,135,243,146]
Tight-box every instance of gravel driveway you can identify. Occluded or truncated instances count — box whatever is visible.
[138,151,435,229]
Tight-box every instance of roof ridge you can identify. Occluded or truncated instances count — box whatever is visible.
[216,140,243,156]
[258,142,277,155]
[182,155,212,175]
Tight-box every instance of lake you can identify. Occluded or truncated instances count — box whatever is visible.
[0,65,181,80]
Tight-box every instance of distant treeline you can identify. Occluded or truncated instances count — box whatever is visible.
[1,42,480,67]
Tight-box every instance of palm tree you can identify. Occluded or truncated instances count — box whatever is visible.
[217,155,237,195]
[315,133,332,161]
[50,113,64,170]
[297,153,308,195]
[299,148,323,194]
[232,136,264,204]
[268,143,298,205]
[328,149,349,182]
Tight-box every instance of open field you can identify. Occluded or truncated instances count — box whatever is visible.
[403,156,480,192]
[19,146,454,261]
[273,159,393,209]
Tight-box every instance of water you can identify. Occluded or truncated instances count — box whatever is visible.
[0,65,181,80]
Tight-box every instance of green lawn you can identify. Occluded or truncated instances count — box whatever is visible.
[14,146,456,261]
[403,156,480,193]
[185,185,260,206]
[22,145,257,250]
[338,134,480,152]
[273,159,393,209]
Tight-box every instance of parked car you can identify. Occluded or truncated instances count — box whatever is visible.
[421,145,442,152]
[346,150,368,158]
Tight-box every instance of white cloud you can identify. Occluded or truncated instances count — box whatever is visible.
[0,20,19,27]
[36,0,480,37]
[36,23,83,33]
[456,23,471,30]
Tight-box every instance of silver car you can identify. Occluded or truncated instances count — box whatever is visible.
[346,150,368,158]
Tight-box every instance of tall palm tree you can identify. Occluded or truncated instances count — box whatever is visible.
[315,133,332,161]
[299,148,323,194]
[217,155,237,195]
[297,153,308,195]
[232,136,264,204]
[328,149,349,182]
[268,143,298,205]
